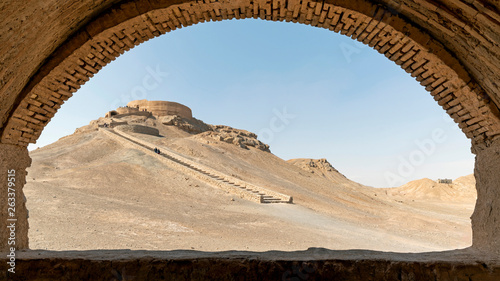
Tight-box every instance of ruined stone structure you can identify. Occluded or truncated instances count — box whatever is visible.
[127,99,193,119]
[438,179,453,184]
[104,110,118,118]
[105,105,152,118]
[105,106,139,117]
[1,0,500,279]
[115,106,140,115]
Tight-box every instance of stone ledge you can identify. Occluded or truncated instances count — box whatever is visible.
[1,248,500,280]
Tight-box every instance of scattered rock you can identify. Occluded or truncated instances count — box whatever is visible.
[287,158,348,183]
[197,125,271,152]
[160,115,211,134]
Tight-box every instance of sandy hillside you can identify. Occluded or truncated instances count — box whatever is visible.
[24,112,477,253]
[381,175,476,201]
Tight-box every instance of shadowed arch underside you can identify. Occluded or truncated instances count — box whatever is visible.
[1,0,500,148]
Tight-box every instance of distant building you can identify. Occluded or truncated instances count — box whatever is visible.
[438,179,452,184]
[126,100,193,119]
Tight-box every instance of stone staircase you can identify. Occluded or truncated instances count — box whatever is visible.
[100,127,292,204]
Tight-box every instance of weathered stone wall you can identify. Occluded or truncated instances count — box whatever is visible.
[115,106,140,115]
[127,99,193,119]
[0,0,500,273]
[2,249,500,280]
[106,109,152,119]
[116,124,160,136]
[471,138,500,255]
[0,144,31,251]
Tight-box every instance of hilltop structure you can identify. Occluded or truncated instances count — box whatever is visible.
[127,100,193,119]
[438,179,453,184]
[95,100,271,152]
[105,100,192,119]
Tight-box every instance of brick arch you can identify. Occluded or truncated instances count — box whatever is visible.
[1,0,500,149]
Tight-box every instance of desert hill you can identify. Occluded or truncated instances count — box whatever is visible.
[382,175,476,201]
[24,101,477,252]
[287,158,352,184]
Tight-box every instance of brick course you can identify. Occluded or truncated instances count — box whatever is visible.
[1,0,499,147]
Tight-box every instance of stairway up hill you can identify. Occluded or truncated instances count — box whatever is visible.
[101,127,292,204]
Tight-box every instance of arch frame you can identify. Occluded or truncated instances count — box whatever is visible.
[1,0,500,148]
[0,0,500,255]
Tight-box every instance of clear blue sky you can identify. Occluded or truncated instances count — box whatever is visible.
[29,19,475,187]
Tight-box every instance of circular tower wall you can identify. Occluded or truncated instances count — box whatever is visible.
[127,100,192,119]
[115,106,140,115]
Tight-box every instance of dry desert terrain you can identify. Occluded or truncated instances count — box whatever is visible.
[24,112,477,253]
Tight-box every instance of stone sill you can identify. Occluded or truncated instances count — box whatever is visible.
[2,248,500,280]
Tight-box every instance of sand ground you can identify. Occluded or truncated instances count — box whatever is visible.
[24,119,477,253]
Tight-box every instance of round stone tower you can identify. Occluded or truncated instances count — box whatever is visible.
[127,100,193,119]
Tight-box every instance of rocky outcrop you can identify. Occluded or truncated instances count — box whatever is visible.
[200,125,270,152]
[160,115,271,152]
[285,158,358,185]
[160,115,211,134]
[288,158,339,173]
[288,158,345,178]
